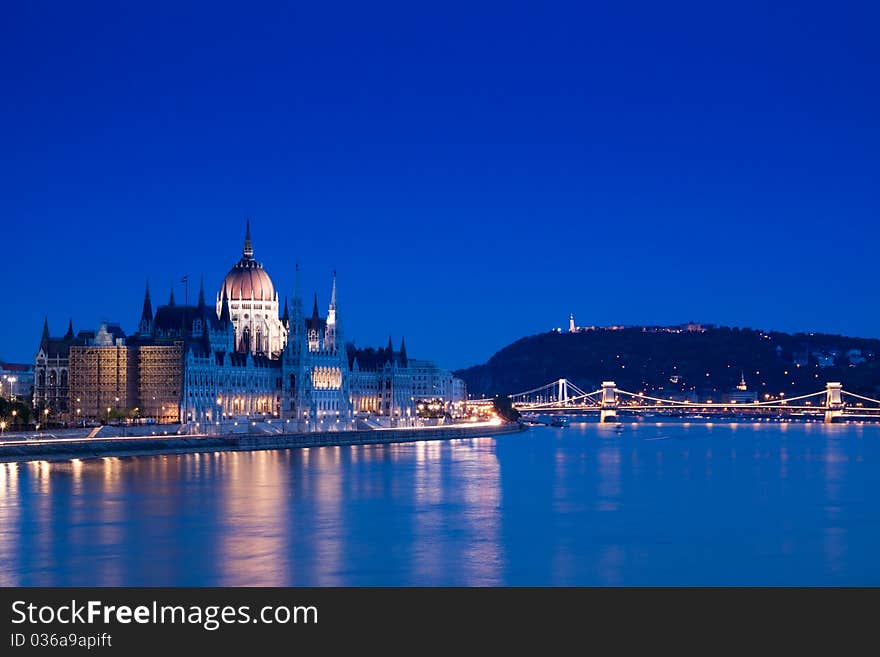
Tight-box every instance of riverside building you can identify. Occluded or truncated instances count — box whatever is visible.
[34,222,464,431]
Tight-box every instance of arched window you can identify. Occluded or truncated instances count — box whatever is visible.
[60,370,68,388]
[256,329,263,354]
[38,370,45,387]
[241,327,251,353]
[48,370,57,387]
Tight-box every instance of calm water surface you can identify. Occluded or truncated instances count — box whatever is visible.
[2,422,879,586]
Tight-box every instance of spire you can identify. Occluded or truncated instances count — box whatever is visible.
[312,292,319,319]
[197,276,206,310]
[64,318,74,341]
[169,282,176,307]
[243,217,254,259]
[219,287,231,326]
[141,279,153,323]
[386,335,394,363]
[326,270,338,328]
[281,296,289,323]
[41,316,50,346]
[400,336,408,366]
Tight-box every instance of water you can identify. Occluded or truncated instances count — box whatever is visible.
[1,422,879,586]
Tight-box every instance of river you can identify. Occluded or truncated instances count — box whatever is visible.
[1,421,878,585]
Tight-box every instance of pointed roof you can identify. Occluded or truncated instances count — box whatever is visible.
[219,287,231,326]
[399,336,408,366]
[329,269,337,310]
[281,296,289,323]
[41,316,50,346]
[243,217,254,260]
[64,319,75,341]
[197,276,206,310]
[141,280,153,323]
[312,292,319,319]
[169,283,176,307]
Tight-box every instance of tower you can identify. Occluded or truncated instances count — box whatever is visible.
[216,219,285,356]
[325,270,338,351]
[139,280,153,334]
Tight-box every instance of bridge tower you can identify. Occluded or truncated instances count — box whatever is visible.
[558,378,569,406]
[600,381,618,423]
[824,382,844,423]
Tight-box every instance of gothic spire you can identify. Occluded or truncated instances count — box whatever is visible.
[243,217,254,259]
[312,292,319,319]
[197,276,206,310]
[141,279,153,323]
[169,282,176,307]
[219,287,231,326]
[386,335,394,363]
[399,336,407,366]
[41,316,50,346]
[281,296,289,323]
[329,269,337,310]
[64,318,74,341]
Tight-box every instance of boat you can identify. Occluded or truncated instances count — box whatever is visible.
[549,416,569,428]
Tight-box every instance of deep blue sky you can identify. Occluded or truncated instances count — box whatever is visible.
[1,1,878,370]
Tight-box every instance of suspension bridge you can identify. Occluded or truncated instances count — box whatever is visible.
[472,379,880,424]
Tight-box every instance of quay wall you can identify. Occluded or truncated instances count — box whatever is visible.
[0,422,526,463]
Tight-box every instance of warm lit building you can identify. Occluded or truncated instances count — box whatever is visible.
[348,339,415,422]
[409,358,467,415]
[33,221,452,431]
[67,322,134,421]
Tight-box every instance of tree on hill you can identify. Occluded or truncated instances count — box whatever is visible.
[455,326,880,399]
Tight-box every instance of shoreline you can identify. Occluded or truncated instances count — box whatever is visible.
[0,421,526,464]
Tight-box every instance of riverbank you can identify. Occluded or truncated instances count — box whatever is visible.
[0,421,526,463]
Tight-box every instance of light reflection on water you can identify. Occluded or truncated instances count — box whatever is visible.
[1,423,879,585]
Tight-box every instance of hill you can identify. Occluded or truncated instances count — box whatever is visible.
[454,326,880,399]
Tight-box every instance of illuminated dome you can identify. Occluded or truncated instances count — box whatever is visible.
[222,220,276,301]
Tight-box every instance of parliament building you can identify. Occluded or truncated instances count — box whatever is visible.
[33,222,465,431]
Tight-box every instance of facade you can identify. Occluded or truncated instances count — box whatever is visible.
[409,358,467,416]
[69,337,134,421]
[348,339,415,422]
[280,272,352,432]
[33,318,83,416]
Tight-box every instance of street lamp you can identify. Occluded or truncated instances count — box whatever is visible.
[0,420,6,434]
